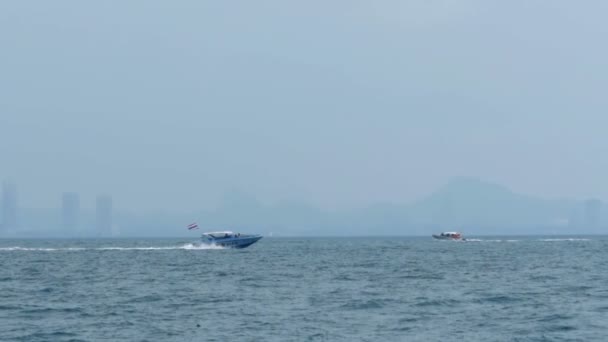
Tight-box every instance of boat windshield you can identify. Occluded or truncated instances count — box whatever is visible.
[204,231,235,239]
[442,232,461,237]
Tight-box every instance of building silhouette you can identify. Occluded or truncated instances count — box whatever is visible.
[1,181,18,230]
[62,192,80,232]
[583,198,602,230]
[96,195,112,237]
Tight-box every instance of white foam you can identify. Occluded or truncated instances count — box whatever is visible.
[538,238,591,242]
[0,247,74,251]
[178,243,225,250]
[0,243,225,251]
[463,238,590,243]
[464,239,519,242]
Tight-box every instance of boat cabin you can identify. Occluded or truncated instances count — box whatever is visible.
[440,232,461,238]
[203,231,241,239]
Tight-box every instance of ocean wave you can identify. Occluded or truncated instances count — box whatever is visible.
[341,299,387,310]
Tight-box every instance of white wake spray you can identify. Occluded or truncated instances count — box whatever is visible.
[0,243,225,251]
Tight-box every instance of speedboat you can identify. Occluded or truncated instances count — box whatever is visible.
[200,231,262,248]
[432,232,465,241]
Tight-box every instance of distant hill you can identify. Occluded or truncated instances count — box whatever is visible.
[406,178,583,234]
[2,178,606,237]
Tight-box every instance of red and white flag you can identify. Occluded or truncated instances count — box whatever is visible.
[187,222,199,230]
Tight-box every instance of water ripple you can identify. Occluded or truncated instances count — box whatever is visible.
[0,237,606,341]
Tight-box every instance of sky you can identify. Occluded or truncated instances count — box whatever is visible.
[1,1,608,212]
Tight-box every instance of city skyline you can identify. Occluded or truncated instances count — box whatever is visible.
[0,175,606,211]
[1,177,604,237]
[1,182,115,237]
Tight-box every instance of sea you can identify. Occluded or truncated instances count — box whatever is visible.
[1,236,607,341]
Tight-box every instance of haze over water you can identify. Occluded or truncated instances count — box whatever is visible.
[2,1,608,341]
[2,1,608,221]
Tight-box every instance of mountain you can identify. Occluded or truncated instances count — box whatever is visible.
[406,177,580,234]
[2,178,606,237]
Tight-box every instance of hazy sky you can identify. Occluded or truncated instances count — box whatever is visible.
[1,1,607,212]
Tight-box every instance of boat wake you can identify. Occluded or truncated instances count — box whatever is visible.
[0,247,88,251]
[0,243,225,252]
[464,239,519,242]
[538,238,591,242]
[178,243,225,250]
[452,238,591,243]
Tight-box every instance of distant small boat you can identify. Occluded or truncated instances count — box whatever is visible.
[200,231,262,248]
[432,232,465,241]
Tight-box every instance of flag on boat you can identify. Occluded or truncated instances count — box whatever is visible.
[187,222,199,230]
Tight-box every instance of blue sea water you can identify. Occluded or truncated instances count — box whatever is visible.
[1,236,607,341]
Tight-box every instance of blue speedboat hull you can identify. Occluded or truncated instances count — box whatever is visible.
[201,235,262,249]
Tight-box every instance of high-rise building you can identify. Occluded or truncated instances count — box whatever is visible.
[583,198,602,229]
[1,181,18,230]
[62,192,80,232]
[96,195,112,237]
